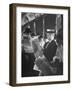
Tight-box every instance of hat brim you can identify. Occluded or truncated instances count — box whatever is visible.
[46,29,55,33]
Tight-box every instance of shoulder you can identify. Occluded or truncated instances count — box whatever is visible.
[50,40,57,47]
[44,41,49,48]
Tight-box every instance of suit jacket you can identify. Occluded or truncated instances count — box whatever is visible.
[43,40,57,62]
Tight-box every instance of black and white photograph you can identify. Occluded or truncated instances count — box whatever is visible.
[21,13,63,77]
[9,4,70,86]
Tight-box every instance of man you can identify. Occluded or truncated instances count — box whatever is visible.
[43,29,63,75]
[43,29,57,63]
[35,29,58,76]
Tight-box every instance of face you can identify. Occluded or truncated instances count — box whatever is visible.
[46,33,55,41]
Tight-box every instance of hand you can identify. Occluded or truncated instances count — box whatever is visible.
[51,56,60,64]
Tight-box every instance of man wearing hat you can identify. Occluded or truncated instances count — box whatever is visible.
[42,29,57,75]
[35,29,58,76]
[43,29,57,61]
